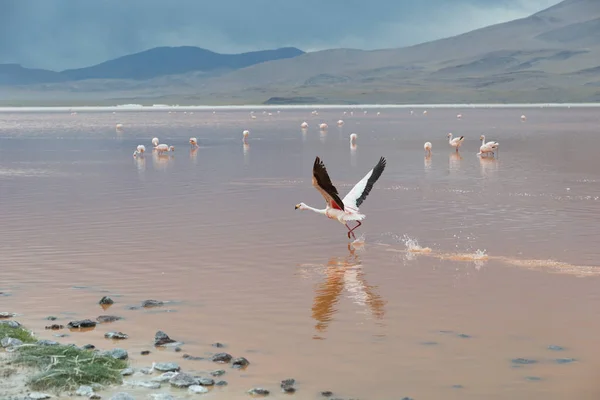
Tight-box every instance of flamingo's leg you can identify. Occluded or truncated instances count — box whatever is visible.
[349,220,362,233]
[345,224,353,239]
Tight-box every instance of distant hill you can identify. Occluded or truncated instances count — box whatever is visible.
[60,46,305,81]
[0,46,304,86]
[1,0,599,105]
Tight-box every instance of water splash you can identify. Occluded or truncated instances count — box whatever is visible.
[402,235,432,254]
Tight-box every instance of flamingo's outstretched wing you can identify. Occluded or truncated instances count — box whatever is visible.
[342,156,386,209]
[312,156,345,211]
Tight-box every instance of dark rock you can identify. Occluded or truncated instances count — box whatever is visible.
[512,358,537,365]
[401,398,415,400]
[281,378,295,388]
[210,370,226,377]
[1,337,23,347]
[452,384,464,389]
[0,320,21,328]
[321,392,333,397]
[212,342,225,348]
[232,357,250,369]
[154,330,176,346]
[97,315,122,323]
[82,344,96,350]
[154,362,180,372]
[216,380,228,386]
[99,296,114,305]
[37,340,59,346]
[54,333,69,338]
[0,312,16,319]
[45,324,64,330]
[141,350,151,355]
[174,346,182,352]
[105,331,129,340]
[121,368,134,376]
[126,306,140,310]
[548,345,565,351]
[555,358,576,364]
[67,319,97,329]
[457,333,471,338]
[196,377,215,386]
[169,372,198,388]
[105,348,128,360]
[211,353,232,363]
[248,388,270,396]
[46,316,57,321]
[142,300,164,308]
[183,354,204,361]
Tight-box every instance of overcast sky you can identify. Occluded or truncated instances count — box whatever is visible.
[0,0,561,71]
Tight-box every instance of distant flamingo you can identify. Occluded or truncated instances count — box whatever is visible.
[189,137,198,148]
[301,122,309,129]
[319,123,328,130]
[424,141,432,156]
[337,120,344,126]
[155,144,174,154]
[350,133,357,144]
[243,130,250,142]
[152,137,159,147]
[133,145,145,157]
[447,133,464,152]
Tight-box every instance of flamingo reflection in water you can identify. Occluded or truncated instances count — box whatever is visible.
[311,244,386,338]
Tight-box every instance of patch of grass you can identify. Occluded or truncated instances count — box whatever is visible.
[0,323,36,343]
[12,344,127,391]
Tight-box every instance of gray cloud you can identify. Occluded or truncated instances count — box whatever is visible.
[0,0,561,70]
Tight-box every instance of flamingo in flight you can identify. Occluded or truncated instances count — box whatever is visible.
[295,156,386,240]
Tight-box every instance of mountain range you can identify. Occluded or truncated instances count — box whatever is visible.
[1,0,599,105]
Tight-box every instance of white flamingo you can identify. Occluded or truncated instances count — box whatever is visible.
[478,142,498,157]
[189,137,198,148]
[301,122,309,129]
[424,141,432,156]
[152,137,159,147]
[447,133,464,152]
[337,120,344,126]
[295,156,386,240]
[457,114,462,119]
[480,135,498,148]
[133,145,145,157]
[350,133,357,144]
[155,144,174,154]
[243,130,250,142]
[521,115,527,122]
[116,123,123,131]
[319,123,328,130]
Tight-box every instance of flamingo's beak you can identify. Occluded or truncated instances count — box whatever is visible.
[294,205,299,210]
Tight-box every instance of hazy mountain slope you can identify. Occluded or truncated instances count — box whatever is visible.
[59,46,304,81]
[0,64,65,85]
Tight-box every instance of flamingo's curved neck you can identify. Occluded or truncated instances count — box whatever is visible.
[304,204,327,215]
[481,135,486,144]
[448,134,453,144]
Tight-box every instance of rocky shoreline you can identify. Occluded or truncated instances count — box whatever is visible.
[0,297,359,400]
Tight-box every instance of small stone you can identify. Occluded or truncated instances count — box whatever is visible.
[37,340,59,346]
[282,386,296,393]
[99,296,114,305]
[196,377,214,386]
[105,331,129,340]
[75,386,94,397]
[89,394,102,399]
[46,316,57,321]
[45,324,64,330]
[120,368,134,376]
[420,341,438,346]
[457,333,471,338]
[148,395,174,400]
[141,350,150,355]
[215,381,228,386]
[82,344,96,350]
[0,312,16,318]
[452,384,464,389]
[105,348,128,360]
[188,385,208,394]
[211,352,232,363]
[97,316,122,323]
[526,376,542,381]
[169,372,198,388]
[67,319,97,329]
[401,398,415,400]
[321,392,333,397]
[281,379,295,388]
[555,358,576,364]
[109,394,135,400]
[512,358,537,365]
[142,300,164,308]
[154,330,176,346]
[212,342,225,348]
[154,362,180,372]
[210,370,226,377]
[183,354,204,360]
[232,357,250,369]
[174,346,182,352]
[29,393,52,400]
[124,381,161,389]
[151,372,178,383]
[140,367,153,375]
[548,345,565,351]
[0,320,21,328]
[248,388,269,396]
[54,333,69,338]
[1,337,23,347]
